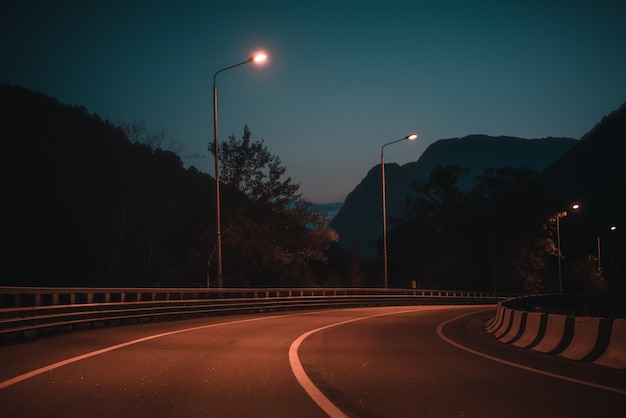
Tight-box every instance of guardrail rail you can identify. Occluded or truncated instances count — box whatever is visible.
[0,286,508,343]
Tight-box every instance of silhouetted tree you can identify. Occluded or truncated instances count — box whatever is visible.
[216,125,300,208]
[472,167,552,293]
[211,125,337,286]
[1,84,214,287]
[389,164,478,289]
[388,164,560,292]
[120,120,182,154]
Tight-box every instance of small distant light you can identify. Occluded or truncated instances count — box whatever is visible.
[571,203,580,210]
[407,134,418,140]
[610,225,617,231]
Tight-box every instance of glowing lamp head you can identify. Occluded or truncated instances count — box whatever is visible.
[406,134,418,140]
[251,53,267,63]
[572,203,580,210]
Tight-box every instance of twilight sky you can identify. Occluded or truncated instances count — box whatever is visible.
[2,0,625,203]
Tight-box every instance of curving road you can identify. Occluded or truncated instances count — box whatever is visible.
[1,305,624,417]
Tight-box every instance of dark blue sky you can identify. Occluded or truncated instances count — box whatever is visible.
[3,1,625,203]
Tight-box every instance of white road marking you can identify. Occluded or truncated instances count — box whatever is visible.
[0,314,286,390]
[288,305,465,417]
[436,310,626,396]
[1,303,511,418]
[0,306,441,392]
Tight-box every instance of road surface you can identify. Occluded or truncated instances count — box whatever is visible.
[1,305,624,417]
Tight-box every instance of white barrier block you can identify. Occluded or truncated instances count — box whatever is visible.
[486,305,503,332]
[512,312,543,348]
[594,319,626,369]
[532,314,567,353]
[499,310,525,343]
[558,316,600,361]
[493,309,513,339]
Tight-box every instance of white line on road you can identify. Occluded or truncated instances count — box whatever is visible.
[0,314,288,390]
[0,306,451,392]
[288,305,468,417]
[436,310,626,396]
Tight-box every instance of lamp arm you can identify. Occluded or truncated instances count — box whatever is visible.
[213,59,251,85]
[382,137,411,154]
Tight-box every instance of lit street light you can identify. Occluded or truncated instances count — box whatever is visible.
[381,134,418,288]
[211,52,267,288]
[597,225,617,280]
[554,203,580,294]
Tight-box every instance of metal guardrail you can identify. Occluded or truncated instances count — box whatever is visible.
[0,286,509,343]
[0,286,502,308]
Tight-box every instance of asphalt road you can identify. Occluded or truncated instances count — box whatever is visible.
[1,305,624,417]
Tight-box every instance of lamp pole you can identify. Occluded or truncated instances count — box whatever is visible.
[555,203,580,294]
[597,225,617,280]
[381,134,418,288]
[210,52,267,288]
[555,211,565,294]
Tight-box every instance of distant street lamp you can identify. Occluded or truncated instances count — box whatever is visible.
[554,203,580,294]
[211,52,267,288]
[597,225,617,280]
[381,134,418,288]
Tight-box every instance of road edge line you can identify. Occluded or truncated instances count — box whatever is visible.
[436,310,626,396]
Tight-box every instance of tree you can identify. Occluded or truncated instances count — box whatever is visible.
[120,120,182,154]
[217,125,300,208]
[390,164,476,289]
[389,164,552,292]
[211,125,337,286]
[472,167,549,292]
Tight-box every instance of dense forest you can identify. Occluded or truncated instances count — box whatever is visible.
[1,83,624,303]
[332,135,577,258]
[0,84,336,288]
[385,102,626,305]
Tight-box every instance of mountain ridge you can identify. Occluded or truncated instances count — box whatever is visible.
[331,134,577,256]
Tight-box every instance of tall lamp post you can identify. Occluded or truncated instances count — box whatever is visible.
[211,52,267,288]
[597,225,617,280]
[381,134,418,288]
[555,203,580,294]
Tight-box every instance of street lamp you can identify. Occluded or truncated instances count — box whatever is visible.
[554,203,580,294]
[597,225,617,280]
[211,52,267,288]
[381,133,418,288]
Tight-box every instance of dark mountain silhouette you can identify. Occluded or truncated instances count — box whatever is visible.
[0,83,218,286]
[539,102,626,271]
[0,83,340,288]
[3,82,622,291]
[331,135,577,257]
[541,102,626,214]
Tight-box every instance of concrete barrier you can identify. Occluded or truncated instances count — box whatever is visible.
[493,309,514,339]
[511,311,545,349]
[558,316,602,361]
[485,297,625,370]
[485,305,504,333]
[593,319,626,369]
[499,310,527,344]
[530,314,568,353]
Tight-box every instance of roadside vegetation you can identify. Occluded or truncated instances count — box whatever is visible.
[1,84,623,312]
